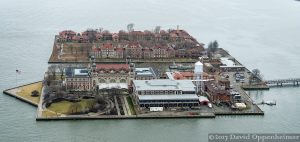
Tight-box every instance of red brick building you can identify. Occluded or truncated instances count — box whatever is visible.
[58,28,205,59]
[204,81,232,103]
[58,30,76,42]
[65,68,92,91]
[125,42,142,59]
[91,64,133,88]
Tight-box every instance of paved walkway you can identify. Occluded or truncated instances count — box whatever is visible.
[37,86,46,117]
[120,96,128,116]
[113,96,121,116]
[123,96,131,116]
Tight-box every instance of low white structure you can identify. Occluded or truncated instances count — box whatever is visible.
[97,83,129,95]
[132,79,199,108]
[235,103,247,109]
[98,83,128,90]
[135,67,157,80]
[150,107,163,112]
[220,57,244,72]
[199,96,209,105]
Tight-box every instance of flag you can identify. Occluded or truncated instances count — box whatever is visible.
[16,69,21,74]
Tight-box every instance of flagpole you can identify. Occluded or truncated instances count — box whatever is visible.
[16,68,18,86]
[16,68,20,86]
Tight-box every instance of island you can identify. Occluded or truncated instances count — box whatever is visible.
[3,25,269,120]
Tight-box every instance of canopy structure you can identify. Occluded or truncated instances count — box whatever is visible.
[98,83,128,90]
[199,96,209,103]
[138,94,199,101]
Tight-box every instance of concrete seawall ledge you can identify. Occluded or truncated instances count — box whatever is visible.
[3,90,38,107]
[215,112,264,116]
[36,113,216,121]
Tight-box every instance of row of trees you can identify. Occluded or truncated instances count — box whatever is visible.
[68,44,90,55]
[249,69,263,84]
[47,64,65,80]
[67,95,110,114]
[88,23,173,35]
[207,40,219,58]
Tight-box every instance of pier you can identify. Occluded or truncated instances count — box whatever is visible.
[266,78,300,87]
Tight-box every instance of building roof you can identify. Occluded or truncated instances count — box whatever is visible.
[65,68,90,78]
[199,96,209,102]
[96,64,130,71]
[112,33,119,38]
[165,71,194,80]
[138,94,199,101]
[115,48,124,51]
[204,81,229,95]
[92,47,101,52]
[59,30,76,36]
[220,57,244,68]
[100,43,114,49]
[133,79,195,91]
[127,42,141,48]
[180,72,194,77]
[74,69,89,76]
[130,31,144,35]
[135,67,156,77]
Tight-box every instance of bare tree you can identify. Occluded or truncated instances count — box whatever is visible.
[69,102,82,114]
[98,27,103,33]
[57,64,65,80]
[167,29,173,33]
[48,65,58,80]
[95,95,106,104]
[69,45,74,54]
[154,26,161,34]
[85,29,97,43]
[208,40,218,53]
[86,47,90,57]
[249,69,262,84]
[80,46,84,54]
[127,23,134,32]
[252,69,261,78]
[207,40,219,58]
[213,40,219,49]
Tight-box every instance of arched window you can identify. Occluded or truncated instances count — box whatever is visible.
[120,79,126,83]
[110,79,116,83]
[100,79,106,83]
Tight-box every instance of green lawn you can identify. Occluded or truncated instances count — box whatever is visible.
[41,110,59,117]
[17,82,42,105]
[47,99,95,114]
[126,96,136,115]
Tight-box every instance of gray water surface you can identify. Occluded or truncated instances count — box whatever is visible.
[1,0,300,141]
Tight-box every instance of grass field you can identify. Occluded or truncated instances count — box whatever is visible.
[16,82,42,105]
[41,110,59,117]
[126,96,136,115]
[47,99,95,114]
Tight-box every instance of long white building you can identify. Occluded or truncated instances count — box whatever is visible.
[132,79,199,108]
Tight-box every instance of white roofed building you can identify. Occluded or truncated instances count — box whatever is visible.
[220,57,245,72]
[132,79,200,108]
[135,67,157,80]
